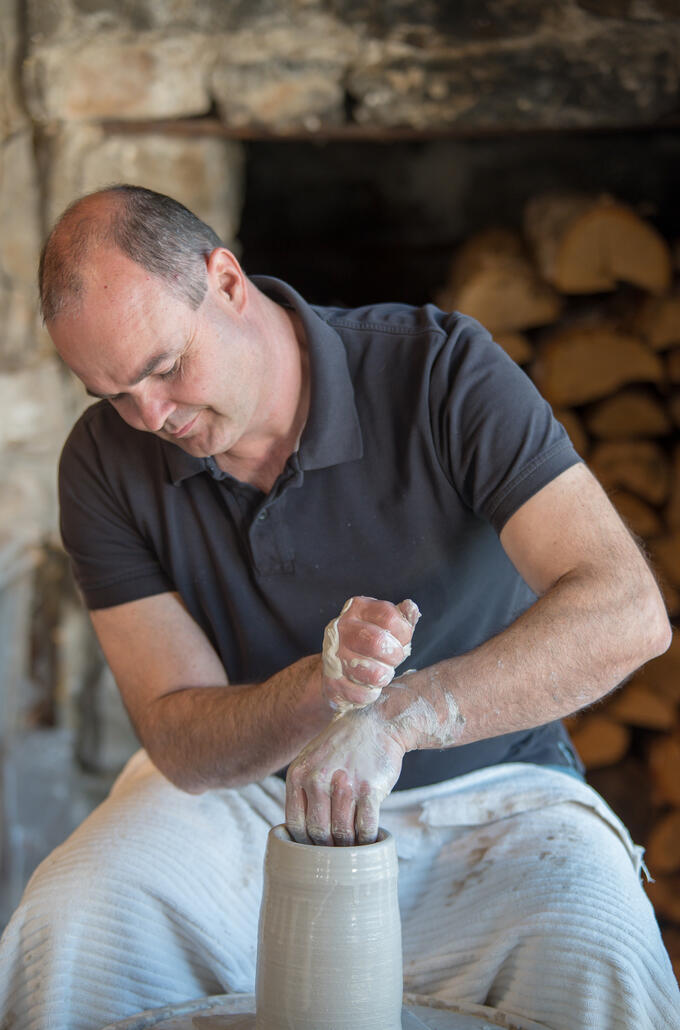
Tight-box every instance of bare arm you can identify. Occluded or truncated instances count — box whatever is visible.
[286,463,672,844]
[90,591,417,792]
[389,462,671,750]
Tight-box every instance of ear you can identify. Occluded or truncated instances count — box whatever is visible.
[205,248,247,313]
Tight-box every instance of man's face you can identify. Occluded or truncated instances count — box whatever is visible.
[49,248,266,460]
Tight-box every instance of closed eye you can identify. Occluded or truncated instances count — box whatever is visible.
[159,359,182,380]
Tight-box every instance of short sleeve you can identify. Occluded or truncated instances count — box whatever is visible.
[429,314,582,533]
[59,406,173,609]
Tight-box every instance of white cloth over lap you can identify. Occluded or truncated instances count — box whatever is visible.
[0,754,678,1030]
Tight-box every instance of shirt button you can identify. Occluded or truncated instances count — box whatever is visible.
[257,509,269,521]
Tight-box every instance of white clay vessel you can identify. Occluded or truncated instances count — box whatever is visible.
[255,825,402,1030]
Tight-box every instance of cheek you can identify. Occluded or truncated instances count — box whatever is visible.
[110,399,143,430]
[186,364,234,409]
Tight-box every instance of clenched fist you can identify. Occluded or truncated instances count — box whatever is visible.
[321,596,420,711]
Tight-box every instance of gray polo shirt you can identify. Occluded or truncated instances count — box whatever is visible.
[59,276,584,788]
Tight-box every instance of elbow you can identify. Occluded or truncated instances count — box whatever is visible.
[141,734,219,794]
[650,603,672,659]
[146,743,248,794]
[635,579,672,665]
[147,749,210,794]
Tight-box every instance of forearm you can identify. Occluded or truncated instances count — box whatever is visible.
[381,562,671,753]
[135,595,418,793]
[141,654,331,792]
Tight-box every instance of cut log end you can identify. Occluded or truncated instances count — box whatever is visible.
[569,714,631,770]
[525,193,672,296]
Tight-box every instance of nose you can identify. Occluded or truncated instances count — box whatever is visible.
[133,387,175,433]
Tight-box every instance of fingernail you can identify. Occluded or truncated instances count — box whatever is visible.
[400,599,421,627]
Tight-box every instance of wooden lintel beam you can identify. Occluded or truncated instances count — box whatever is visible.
[98,116,680,144]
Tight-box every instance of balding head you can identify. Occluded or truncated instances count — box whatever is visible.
[39,185,224,323]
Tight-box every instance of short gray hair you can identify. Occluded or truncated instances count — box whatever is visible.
[39,184,225,322]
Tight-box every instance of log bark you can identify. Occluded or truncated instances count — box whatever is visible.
[661,927,680,984]
[665,444,680,530]
[660,580,680,619]
[668,393,680,431]
[611,490,663,539]
[524,192,672,295]
[623,640,680,704]
[648,732,680,806]
[649,531,680,589]
[531,325,663,406]
[646,810,680,876]
[493,330,532,365]
[645,875,680,923]
[668,348,680,384]
[436,227,562,333]
[631,291,680,350]
[589,440,670,506]
[585,388,671,440]
[605,681,676,731]
[568,713,630,770]
[554,408,588,457]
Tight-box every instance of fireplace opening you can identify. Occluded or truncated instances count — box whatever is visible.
[237,128,680,309]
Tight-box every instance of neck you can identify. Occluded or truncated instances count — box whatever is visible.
[213,304,310,492]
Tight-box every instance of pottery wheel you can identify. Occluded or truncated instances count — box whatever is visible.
[101,992,550,1030]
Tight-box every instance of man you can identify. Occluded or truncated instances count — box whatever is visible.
[0,184,678,1029]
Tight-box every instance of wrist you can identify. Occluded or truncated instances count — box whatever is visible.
[290,654,337,726]
[371,685,420,753]
[375,668,467,752]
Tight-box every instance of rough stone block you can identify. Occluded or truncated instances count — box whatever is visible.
[0,454,62,561]
[0,133,42,286]
[0,0,27,136]
[26,0,329,37]
[213,62,345,130]
[213,12,358,63]
[0,360,74,453]
[349,26,680,130]
[576,0,679,18]
[0,132,43,369]
[45,123,244,246]
[25,31,215,122]
[0,286,47,371]
[328,0,565,44]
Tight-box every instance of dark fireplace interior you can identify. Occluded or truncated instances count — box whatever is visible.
[238,128,680,308]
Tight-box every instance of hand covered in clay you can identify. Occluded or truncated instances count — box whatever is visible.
[286,704,407,846]
[321,596,420,711]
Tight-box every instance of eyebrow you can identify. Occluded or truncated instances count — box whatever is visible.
[85,351,174,399]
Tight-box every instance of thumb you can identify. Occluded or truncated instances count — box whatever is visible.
[397,598,421,629]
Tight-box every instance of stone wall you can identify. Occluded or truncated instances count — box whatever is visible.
[0,0,245,927]
[1,0,679,929]
[20,0,680,132]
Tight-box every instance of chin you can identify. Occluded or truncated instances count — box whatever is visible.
[175,437,212,457]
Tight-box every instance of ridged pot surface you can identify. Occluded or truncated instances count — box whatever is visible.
[255,825,402,1030]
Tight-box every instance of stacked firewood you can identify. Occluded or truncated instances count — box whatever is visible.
[436,193,680,978]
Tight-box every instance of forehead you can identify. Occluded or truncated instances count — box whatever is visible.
[83,247,175,310]
[51,249,191,384]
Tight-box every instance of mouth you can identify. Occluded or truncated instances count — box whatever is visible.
[167,413,199,439]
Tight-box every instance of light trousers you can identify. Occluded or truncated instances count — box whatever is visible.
[1,753,678,1030]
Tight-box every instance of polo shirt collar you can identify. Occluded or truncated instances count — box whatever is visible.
[164,275,363,486]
